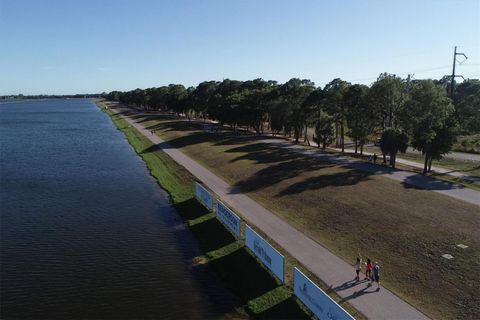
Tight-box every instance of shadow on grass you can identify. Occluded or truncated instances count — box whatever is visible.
[230,146,366,194]
[173,198,207,221]
[153,130,215,149]
[178,198,309,319]
[190,217,236,252]
[277,169,370,196]
[145,120,201,132]
[227,142,306,165]
[401,174,464,191]
[257,297,310,320]
[210,248,280,301]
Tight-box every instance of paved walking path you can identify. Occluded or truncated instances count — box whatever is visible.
[115,110,430,320]
[330,146,480,185]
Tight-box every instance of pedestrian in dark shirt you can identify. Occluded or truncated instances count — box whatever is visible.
[373,153,378,165]
[372,262,381,290]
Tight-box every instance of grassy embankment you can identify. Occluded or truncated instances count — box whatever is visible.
[125,111,480,320]
[98,102,364,319]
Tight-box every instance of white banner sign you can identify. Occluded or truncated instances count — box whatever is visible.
[245,225,284,282]
[294,268,354,320]
[195,182,213,211]
[216,200,241,238]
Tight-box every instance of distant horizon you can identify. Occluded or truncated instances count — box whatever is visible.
[1,0,479,95]
[2,73,480,97]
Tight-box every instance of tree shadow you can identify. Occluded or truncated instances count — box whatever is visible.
[134,115,178,124]
[401,174,464,191]
[213,134,267,146]
[140,133,208,151]
[277,169,370,196]
[145,120,202,133]
[227,142,306,165]
[126,113,147,120]
[231,154,343,194]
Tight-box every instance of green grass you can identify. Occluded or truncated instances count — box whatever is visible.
[98,102,315,319]
[454,134,480,154]
[125,110,480,320]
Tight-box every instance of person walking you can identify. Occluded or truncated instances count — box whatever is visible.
[372,261,381,289]
[365,258,373,281]
[354,257,362,281]
[373,153,378,164]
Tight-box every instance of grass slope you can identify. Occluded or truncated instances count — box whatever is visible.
[129,111,480,320]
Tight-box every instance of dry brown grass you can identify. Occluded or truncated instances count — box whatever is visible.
[130,112,479,320]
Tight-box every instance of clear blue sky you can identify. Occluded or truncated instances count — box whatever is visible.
[1,0,479,95]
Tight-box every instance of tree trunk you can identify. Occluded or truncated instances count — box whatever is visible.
[322,141,327,150]
[354,141,358,154]
[360,144,364,155]
[383,153,386,164]
[391,152,397,168]
[428,157,433,172]
[335,122,340,147]
[388,108,393,128]
[340,116,345,152]
[423,154,429,174]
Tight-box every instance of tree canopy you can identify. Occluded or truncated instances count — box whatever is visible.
[106,74,478,174]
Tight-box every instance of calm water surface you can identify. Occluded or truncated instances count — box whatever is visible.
[0,99,239,319]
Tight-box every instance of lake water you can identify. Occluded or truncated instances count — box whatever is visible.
[0,99,239,319]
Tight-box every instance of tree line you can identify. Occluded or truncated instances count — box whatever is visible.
[105,75,480,174]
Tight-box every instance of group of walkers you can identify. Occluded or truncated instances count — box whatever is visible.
[355,256,380,289]
[367,153,378,164]
[150,129,157,135]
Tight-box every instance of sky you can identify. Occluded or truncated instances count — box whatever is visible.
[0,0,479,95]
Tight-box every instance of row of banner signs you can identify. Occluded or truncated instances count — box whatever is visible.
[195,182,354,320]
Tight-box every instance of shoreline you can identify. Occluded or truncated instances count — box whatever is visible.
[95,100,325,319]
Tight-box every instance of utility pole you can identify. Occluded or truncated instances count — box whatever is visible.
[449,46,468,98]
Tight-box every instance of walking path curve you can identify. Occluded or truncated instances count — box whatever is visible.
[330,146,480,185]
[263,140,480,206]
[116,110,430,320]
